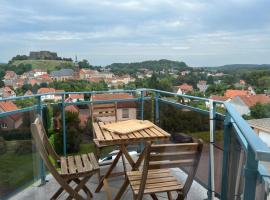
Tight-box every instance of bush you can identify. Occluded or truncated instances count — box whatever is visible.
[0,137,6,155]
[15,140,32,155]
[0,128,31,141]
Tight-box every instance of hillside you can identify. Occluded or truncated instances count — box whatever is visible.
[107,59,190,75]
[11,60,74,71]
[209,64,270,72]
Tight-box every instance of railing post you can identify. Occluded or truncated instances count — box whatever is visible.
[155,92,160,125]
[221,112,231,200]
[61,94,67,156]
[140,90,144,120]
[243,145,258,200]
[36,96,46,185]
[208,99,216,199]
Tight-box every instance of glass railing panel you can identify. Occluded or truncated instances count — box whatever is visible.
[0,111,38,199]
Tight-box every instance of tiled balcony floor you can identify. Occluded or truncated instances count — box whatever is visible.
[10,155,209,200]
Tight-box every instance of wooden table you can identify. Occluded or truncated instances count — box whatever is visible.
[93,120,170,197]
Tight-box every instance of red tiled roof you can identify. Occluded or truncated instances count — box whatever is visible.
[88,77,103,82]
[65,105,79,113]
[29,79,38,86]
[210,95,230,101]
[225,89,249,98]
[238,94,270,107]
[38,74,50,79]
[92,93,136,108]
[69,94,84,99]
[176,84,193,91]
[37,88,56,94]
[0,101,21,120]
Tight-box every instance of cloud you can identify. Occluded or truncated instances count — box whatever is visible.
[0,0,270,66]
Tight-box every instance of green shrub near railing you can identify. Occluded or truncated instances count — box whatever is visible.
[0,129,31,141]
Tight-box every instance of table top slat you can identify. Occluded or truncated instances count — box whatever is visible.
[93,120,170,145]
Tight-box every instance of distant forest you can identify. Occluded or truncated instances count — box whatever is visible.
[106,59,190,75]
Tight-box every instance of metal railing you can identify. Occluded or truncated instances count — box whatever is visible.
[0,88,270,200]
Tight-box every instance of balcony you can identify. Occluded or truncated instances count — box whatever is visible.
[0,88,270,200]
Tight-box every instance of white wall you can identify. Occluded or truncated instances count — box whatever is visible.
[258,131,270,147]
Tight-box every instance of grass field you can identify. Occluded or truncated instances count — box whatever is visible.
[11,60,74,71]
[0,140,34,197]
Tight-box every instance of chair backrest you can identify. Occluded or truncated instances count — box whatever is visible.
[91,102,118,123]
[31,116,60,166]
[138,140,203,199]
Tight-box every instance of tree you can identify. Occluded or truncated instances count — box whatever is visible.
[0,80,4,87]
[78,59,92,69]
[250,103,270,119]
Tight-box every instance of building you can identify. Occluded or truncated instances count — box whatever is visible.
[197,80,208,93]
[205,95,230,108]
[3,71,18,86]
[50,69,74,81]
[37,88,56,101]
[67,94,84,102]
[180,70,190,76]
[176,84,193,95]
[24,90,33,96]
[91,93,137,121]
[0,101,22,130]
[248,118,270,147]
[0,87,16,99]
[79,69,98,79]
[225,89,249,99]
[29,51,59,60]
[31,69,47,77]
[230,94,270,116]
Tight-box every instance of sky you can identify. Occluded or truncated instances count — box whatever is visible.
[1,0,270,66]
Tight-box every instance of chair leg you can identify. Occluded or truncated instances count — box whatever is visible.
[167,192,173,200]
[66,176,92,200]
[73,178,93,198]
[114,178,129,200]
[176,192,184,200]
[104,179,113,200]
[50,180,72,200]
[150,193,158,200]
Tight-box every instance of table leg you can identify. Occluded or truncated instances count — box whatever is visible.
[95,150,123,193]
[114,146,147,200]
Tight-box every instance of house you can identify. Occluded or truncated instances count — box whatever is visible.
[3,71,17,86]
[205,95,230,108]
[37,88,56,101]
[31,69,47,77]
[225,89,249,99]
[180,70,190,76]
[230,94,270,116]
[91,93,137,121]
[0,87,16,99]
[197,80,208,93]
[24,90,33,96]
[234,80,246,89]
[50,69,74,81]
[176,84,193,95]
[248,86,256,95]
[37,74,53,84]
[248,118,270,147]
[67,94,84,102]
[79,69,98,79]
[0,101,23,130]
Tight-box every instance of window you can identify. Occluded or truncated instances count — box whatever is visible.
[0,122,8,129]
[122,108,129,118]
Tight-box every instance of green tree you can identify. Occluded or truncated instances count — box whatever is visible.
[250,103,270,119]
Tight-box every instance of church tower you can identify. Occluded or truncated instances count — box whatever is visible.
[74,55,80,79]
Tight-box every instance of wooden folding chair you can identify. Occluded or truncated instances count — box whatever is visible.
[115,140,203,200]
[90,102,127,181]
[31,116,100,200]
